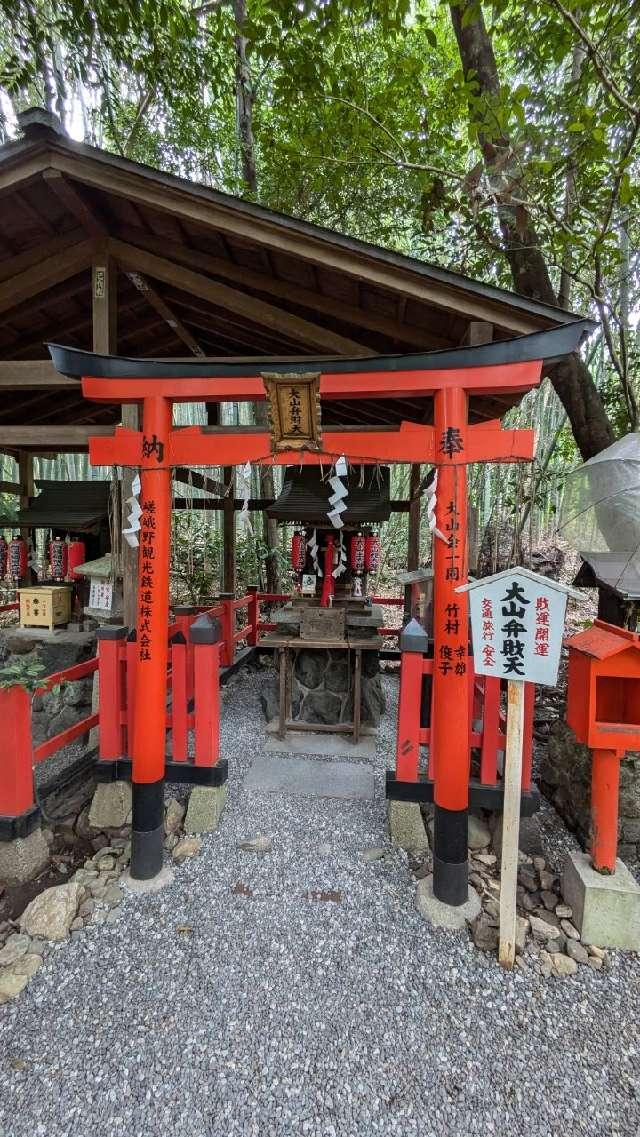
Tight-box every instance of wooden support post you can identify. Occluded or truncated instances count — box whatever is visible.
[405,463,421,622]
[170,635,189,763]
[0,685,34,819]
[353,648,362,744]
[18,450,34,583]
[278,646,287,740]
[499,679,525,969]
[222,466,236,595]
[96,627,127,761]
[91,251,139,629]
[192,640,221,767]
[247,585,260,646]
[591,748,621,874]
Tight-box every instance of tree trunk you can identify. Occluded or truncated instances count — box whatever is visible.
[449,2,615,461]
[233,0,258,194]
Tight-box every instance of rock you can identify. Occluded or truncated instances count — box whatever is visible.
[475,852,497,866]
[555,904,573,920]
[164,797,185,836]
[12,953,43,978]
[78,899,95,918]
[184,785,227,835]
[468,815,491,850]
[484,897,500,920]
[300,689,342,725]
[259,679,280,723]
[105,909,120,926]
[91,835,110,852]
[540,890,558,912]
[534,909,560,930]
[515,916,529,955]
[561,918,580,941]
[518,865,538,892]
[172,836,202,864]
[566,939,589,965]
[538,950,553,978]
[530,915,560,942]
[103,885,123,908]
[19,881,82,942]
[90,882,107,900]
[587,956,603,971]
[294,649,326,689]
[164,834,179,851]
[97,856,116,871]
[521,891,537,913]
[74,869,98,884]
[533,856,546,872]
[239,835,272,855]
[70,917,84,932]
[0,828,50,885]
[539,869,557,892]
[0,971,29,1004]
[550,952,578,978]
[388,800,429,854]
[588,944,606,960]
[492,814,543,859]
[94,846,117,863]
[360,847,386,863]
[0,933,31,968]
[472,913,499,951]
[88,781,132,830]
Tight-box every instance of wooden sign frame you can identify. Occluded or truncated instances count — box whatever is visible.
[261,371,322,453]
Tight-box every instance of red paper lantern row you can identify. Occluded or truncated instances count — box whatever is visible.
[364,532,380,573]
[67,540,86,581]
[291,530,306,572]
[349,532,365,573]
[0,536,7,579]
[50,537,68,580]
[8,535,28,581]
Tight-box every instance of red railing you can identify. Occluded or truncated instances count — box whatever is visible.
[395,644,534,792]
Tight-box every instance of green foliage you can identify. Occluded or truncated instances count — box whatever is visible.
[0,656,51,693]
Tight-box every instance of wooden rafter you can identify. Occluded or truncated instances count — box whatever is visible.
[125,271,205,357]
[107,238,371,355]
[0,239,93,315]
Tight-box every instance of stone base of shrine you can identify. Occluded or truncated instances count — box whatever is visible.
[260,647,386,729]
[562,850,640,950]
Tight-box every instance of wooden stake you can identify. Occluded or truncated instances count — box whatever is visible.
[499,679,525,969]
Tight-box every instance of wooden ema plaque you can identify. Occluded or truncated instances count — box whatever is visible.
[261,371,322,453]
[299,606,346,642]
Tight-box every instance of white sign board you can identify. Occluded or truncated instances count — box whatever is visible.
[89,579,113,612]
[458,567,577,687]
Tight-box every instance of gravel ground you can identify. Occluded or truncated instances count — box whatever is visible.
[1,667,640,1137]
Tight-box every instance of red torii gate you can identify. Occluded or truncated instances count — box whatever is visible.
[49,322,590,899]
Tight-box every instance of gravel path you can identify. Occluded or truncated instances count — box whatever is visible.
[1,668,640,1137]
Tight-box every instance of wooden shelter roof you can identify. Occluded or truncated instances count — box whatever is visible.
[0,107,592,442]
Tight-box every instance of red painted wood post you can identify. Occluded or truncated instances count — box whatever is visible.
[96,626,128,761]
[125,631,137,756]
[170,635,188,762]
[430,384,470,906]
[591,748,621,873]
[479,676,501,786]
[173,606,196,702]
[219,592,235,667]
[395,619,429,782]
[190,614,221,766]
[0,685,34,819]
[247,585,260,647]
[521,682,535,791]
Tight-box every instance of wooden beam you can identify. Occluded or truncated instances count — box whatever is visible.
[0,229,85,284]
[92,252,117,354]
[114,227,450,350]
[0,360,79,388]
[0,480,24,495]
[173,467,225,497]
[107,238,371,355]
[0,239,93,315]
[0,426,114,447]
[43,171,107,238]
[126,271,205,357]
[173,497,412,511]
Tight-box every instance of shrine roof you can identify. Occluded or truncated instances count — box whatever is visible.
[0,107,596,440]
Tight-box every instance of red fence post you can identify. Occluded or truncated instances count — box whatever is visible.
[189,614,221,766]
[591,748,621,873]
[219,592,235,667]
[96,626,128,761]
[173,606,197,702]
[247,585,259,647]
[395,618,429,782]
[170,634,188,762]
[0,685,34,819]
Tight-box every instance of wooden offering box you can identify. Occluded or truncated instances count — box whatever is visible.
[19,586,72,631]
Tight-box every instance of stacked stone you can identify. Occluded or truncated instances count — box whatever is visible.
[0,629,95,747]
[541,720,640,865]
[262,648,386,727]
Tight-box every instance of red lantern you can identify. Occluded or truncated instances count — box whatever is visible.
[320,534,335,607]
[291,530,306,573]
[50,537,68,581]
[0,535,7,579]
[67,540,86,580]
[8,535,28,582]
[349,532,365,573]
[364,532,381,573]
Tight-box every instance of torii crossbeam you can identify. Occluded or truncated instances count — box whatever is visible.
[49,321,591,898]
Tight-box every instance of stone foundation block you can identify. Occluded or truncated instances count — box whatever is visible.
[562,850,640,950]
[184,785,227,834]
[387,800,429,854]
[89,781,132,830]
[416,875,481,931]
[0,827,50,885]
